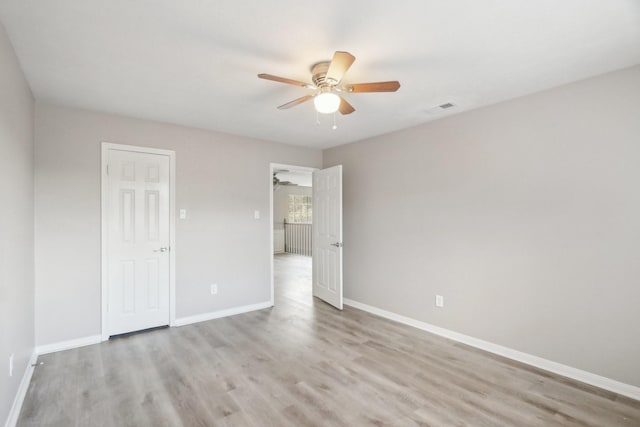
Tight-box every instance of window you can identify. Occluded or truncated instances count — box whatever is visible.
[288,194,312,223]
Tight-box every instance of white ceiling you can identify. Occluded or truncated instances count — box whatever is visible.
[274,169,312,187]
[1,1,639,149]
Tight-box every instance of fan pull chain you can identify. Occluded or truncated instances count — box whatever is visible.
[332,113,338,130]
[316,110,320,125]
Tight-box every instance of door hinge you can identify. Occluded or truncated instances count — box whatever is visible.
[106,164,109,175]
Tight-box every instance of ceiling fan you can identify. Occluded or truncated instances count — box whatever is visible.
[273,170,298,189]
[258,51,400,115]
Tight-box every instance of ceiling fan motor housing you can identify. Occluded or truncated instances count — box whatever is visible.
[311,62,334,87]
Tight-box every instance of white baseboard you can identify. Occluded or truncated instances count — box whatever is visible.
[35,334,103,356]
[4,351,37,427]
[343,298,640,401]
[33,301,274,355]
[174,301,273,327]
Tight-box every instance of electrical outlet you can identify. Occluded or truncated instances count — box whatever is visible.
[210,284,218,295]
[435,295,444,308]
[9,353,14,377]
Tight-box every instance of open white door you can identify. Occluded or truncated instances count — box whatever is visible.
[104,147,171,336]
[312,165,343,309]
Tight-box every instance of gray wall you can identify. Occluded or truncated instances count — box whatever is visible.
[324,66,640,387]
[274,185,312,225]
[34,103,322,346]
[0,21,35,423]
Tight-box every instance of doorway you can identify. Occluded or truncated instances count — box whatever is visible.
[270,164,315,305]
[270,163,344,310]
[101,143,176,340]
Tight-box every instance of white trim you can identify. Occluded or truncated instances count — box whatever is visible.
[174,301,273,327]
[168,151,176,327]
[269,163,317,307]
[100,142,177,341]
[35,335,103,356]
[4,352,37,427]
[32,300,271,355]
[344,298,640,401]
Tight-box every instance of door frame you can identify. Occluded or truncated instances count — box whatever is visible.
[269,163,317,306]
[101,142,177,341]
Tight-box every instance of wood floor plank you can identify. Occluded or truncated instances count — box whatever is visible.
[17,254,640,426]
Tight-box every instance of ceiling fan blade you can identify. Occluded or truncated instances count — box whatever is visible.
[338,96,355,115]
[277,95,313,110]
[345,81,401,93]
[258,73,313,88]
[326,51,356,85]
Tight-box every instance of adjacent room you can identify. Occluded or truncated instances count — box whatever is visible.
[272,166,314,307]
[1,1,639,426]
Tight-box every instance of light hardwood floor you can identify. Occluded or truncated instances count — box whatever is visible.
[18,254,640,426]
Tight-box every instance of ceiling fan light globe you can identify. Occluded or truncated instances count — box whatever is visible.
[314,93,340,114]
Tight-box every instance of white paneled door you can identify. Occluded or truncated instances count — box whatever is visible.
[105,148,171,336]
[312,165,343,309]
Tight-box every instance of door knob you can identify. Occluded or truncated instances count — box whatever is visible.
[330,242,343,248]
[154,247,168,252]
